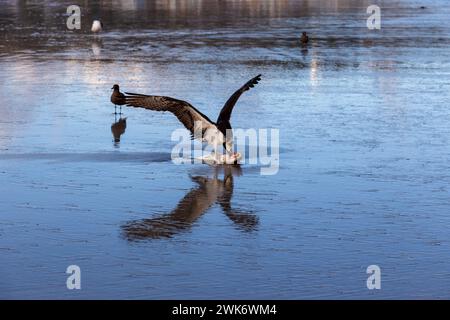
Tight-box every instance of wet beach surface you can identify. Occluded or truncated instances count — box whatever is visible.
[1,0,450,298]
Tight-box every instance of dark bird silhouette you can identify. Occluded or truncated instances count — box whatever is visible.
[121,166,258,241]
[300,31,309,45]
[123,75,262,162]
[111,84,126,115]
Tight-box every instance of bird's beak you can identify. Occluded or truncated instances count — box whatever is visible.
[111,86,114,90]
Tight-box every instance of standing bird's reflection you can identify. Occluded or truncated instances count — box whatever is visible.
[121,166,258,241]
[111,117,127,146]
[91,38,103,56]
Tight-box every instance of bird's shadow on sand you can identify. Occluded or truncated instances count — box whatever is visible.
[121,165,259,241]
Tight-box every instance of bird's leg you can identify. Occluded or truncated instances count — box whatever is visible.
[214,149,221,163]
[114,105,117,115]
[119,105,122,115]
[213,141,221,163]
[224,143,234,160]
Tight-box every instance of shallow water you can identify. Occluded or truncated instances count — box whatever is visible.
[1,0,450,299]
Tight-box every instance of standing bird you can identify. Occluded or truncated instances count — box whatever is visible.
[91,20,103,33]
[110,84,126,115]
[300,31,309,44]
[124,74,262,163]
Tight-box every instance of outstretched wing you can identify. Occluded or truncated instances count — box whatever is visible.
[124,93,215,137]
[216,74,262,125]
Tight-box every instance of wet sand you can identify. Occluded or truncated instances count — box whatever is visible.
[1,0,450,299]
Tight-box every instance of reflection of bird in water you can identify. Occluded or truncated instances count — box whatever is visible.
[91,19,103,33]
[217,168,259,232]
[300,31,309,45]
[121,166,258,241]
[91,38,102,56]
[300,46,308,58]
[123,75,262,164]
[111,117,127,145]
[111,84,126,115]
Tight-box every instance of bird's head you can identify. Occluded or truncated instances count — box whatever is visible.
[111,84,119,90]
[302,32,307,36]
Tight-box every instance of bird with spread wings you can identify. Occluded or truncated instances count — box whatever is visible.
[123,74,262,163]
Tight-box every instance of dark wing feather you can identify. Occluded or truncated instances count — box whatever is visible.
[124,93,215,137]
[111,91,126,105]
[216,74,262,125]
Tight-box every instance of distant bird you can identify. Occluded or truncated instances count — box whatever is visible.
[111,84,126,114]
[300,31,309,44]
[111,117,127,144]
[123,75,262,163]
[91,20,103,33]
